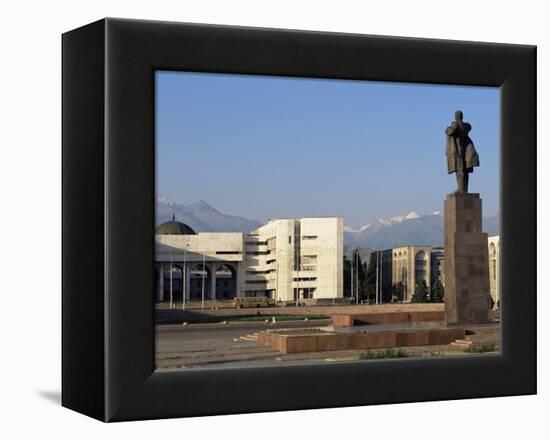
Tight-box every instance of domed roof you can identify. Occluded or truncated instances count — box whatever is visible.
[155,214,196,235]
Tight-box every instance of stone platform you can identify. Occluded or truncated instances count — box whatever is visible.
[444,193,491,324]
[332,310,444,327]
[257,324,465,354]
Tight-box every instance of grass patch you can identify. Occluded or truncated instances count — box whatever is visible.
[358,348,410,360]
[230,314,328,322]
[174,313,329,324]
[464,343,497,353]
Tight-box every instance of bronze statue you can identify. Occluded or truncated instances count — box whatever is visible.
[445,110,479,193]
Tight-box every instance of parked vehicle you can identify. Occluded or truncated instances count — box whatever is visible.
[233,297,273,309]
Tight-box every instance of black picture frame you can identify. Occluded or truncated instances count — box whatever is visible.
[62,18,536,422]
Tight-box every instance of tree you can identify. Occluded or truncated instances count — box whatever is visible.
[343,255,352,298]
[364,252,378,303]
[430,279,444,303]
[411,280,430,303]
[391,282,405,303]
[356,250,367,300]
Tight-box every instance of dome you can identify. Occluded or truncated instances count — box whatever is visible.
[155,214,196,235]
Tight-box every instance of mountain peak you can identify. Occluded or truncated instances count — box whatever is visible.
[405,211,419,220]
[156,197,261,233]
[195,199,213,209]
[157,195,173,207]
[344,223,371,233]
[378,211,421,226]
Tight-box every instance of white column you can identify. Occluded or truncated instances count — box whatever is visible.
[210,262,217,300]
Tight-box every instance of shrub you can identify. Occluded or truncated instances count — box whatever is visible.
[464,344,497,353]
[411,281,430,303]
[358,348,409,360]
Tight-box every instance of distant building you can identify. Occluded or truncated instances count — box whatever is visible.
[379,245,441,302]
[488,235,500,307]
[430,247,445,288]
[154,216,343,303]
[377,240,498,305]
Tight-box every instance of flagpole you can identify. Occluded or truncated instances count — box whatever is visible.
[355,248,359,304]
[351,252,354,304]
[182,247,186,311]
[296,250,300,307]
[169,250,173,310]
[201,251,205,311]
[380,251,383,304]
[374,251,380,304]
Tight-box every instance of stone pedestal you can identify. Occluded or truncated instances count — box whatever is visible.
[444,193,491,325]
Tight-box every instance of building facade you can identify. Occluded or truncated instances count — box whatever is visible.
[381,245,435,302]
[155,216,343,303]
[378,239,498,305]
[488,235,500,307]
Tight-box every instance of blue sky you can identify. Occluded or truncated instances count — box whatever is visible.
[156,71,499,227]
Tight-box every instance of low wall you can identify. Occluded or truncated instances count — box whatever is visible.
[258,327,464,354]
[332,311,444,327]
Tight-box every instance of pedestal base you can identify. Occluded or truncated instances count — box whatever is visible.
[444,193,491,325]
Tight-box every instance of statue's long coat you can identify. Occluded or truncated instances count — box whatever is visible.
[445,121,480,174]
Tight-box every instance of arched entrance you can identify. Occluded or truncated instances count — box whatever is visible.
[189,263,212,300]
[489,243,497,281]
[215,264,237,299]
[415,251,428,283]
[163,264,184,303]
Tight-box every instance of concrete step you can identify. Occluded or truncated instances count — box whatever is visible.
[451,339,473,347]
[466,328,500,336]
[466,335,500,342]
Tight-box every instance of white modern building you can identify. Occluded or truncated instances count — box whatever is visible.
[155,216,344,303]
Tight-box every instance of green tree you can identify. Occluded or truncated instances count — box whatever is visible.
[411,280,430,303]
[347,249,368,301]
[391,282,405,303]
[343,255,352,297]
[364,252,378,303]
[430,279,444,303]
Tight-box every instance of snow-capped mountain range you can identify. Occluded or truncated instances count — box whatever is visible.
[344,210,498,249]
[345,210,425,232]
[156,197,499,249]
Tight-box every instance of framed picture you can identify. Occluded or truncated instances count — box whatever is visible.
[62,18,536,422]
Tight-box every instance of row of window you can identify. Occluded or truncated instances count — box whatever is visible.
[247,251,272,256]
[301,254,317,261]
[245,269,275,275]
[299,266,317,271]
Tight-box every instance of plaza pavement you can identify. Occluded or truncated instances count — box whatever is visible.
[155,303,499,370]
